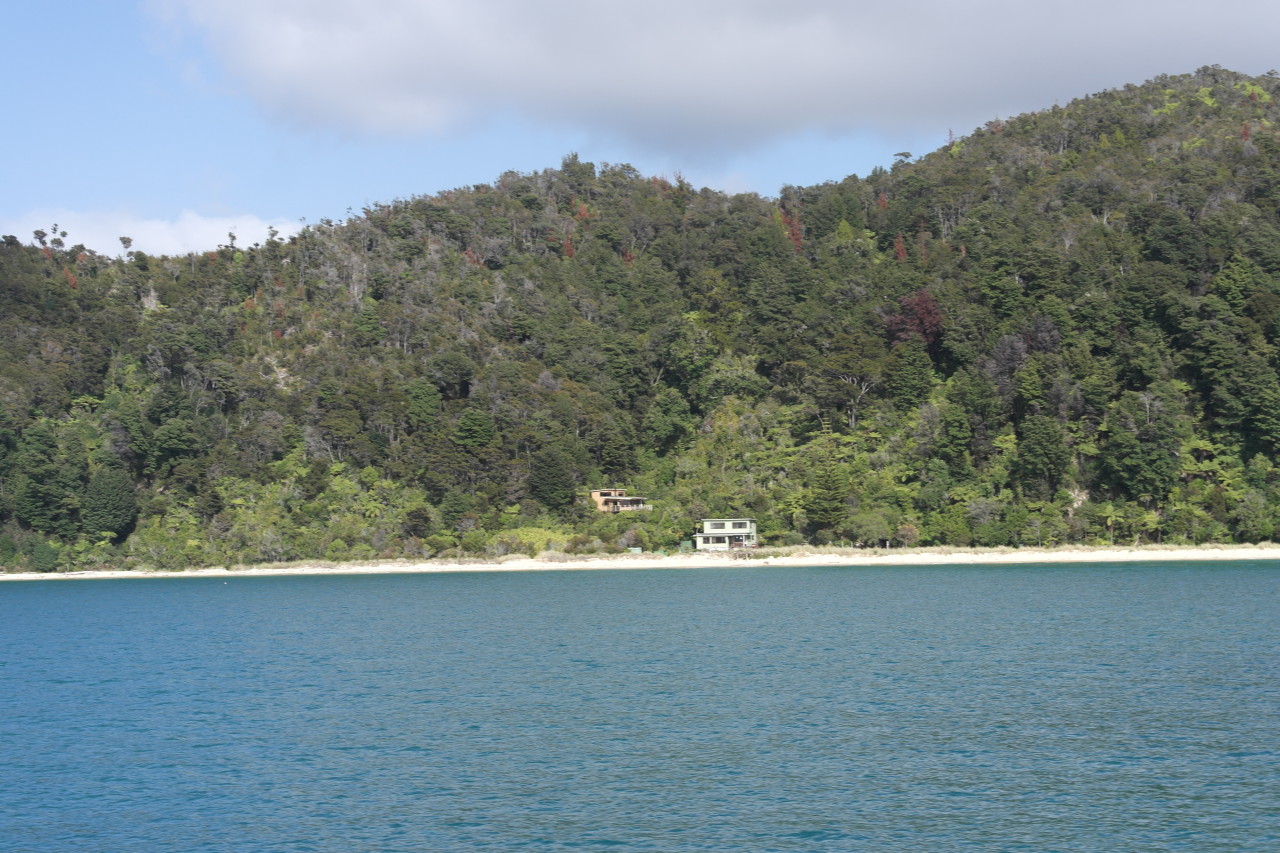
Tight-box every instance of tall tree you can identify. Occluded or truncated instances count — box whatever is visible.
[82,467,138,540]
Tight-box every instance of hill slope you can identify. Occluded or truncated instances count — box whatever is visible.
[5,66,1280,570]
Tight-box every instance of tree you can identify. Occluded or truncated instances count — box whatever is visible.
[888,338,934,410]
[529,447,576,510]
[428,350,477,399]
[642,388,693,452]
[352,301,386,347]
[452,408,496,447]
[805,421,848,532]
[1015,415,1070,499]
[406,380,443,430]
[846,508,895,547]
[936,406,973,475]
[29,539,60,572]
[806,464,848,532]
[82,467,138,540]
[812,331,886,428]
[148,417,199,475]
[887,290,944,351]
[10,421,81,537]
[1099,393,1182,503]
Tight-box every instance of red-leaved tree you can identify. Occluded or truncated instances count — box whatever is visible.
[886,290,943,355]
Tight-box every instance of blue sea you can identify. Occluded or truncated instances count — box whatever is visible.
[2,562,1277,852]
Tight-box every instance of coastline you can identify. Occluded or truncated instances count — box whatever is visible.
[5,543,1280,581]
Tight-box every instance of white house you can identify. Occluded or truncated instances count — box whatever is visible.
[693,518,758,550]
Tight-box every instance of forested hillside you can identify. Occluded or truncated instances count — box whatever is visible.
[6,66,1280,571]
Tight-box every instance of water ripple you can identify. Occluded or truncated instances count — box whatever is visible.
[2,562,1277,851]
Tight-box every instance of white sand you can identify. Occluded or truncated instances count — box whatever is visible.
[4,544,1280,581]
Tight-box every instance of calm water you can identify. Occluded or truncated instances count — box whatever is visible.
[2,563,1277,852]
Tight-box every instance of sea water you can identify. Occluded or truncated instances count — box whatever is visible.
[2,563,1277,852]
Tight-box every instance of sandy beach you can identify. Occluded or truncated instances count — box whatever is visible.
[4,543,1280,581]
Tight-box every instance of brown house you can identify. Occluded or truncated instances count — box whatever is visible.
[590,489,652,513]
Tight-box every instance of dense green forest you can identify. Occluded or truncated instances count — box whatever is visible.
[6,67,1280,571]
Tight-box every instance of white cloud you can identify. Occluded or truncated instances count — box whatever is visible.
[0,209,297,257]
[157,0,1280,156]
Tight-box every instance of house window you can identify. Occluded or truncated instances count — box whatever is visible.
[710,522,725,530]
[732,521,747,528]
[712,537,726,543]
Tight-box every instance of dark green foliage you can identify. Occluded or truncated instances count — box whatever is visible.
[148,418,198,476]
[403,505,436,538]
[428,350,477,400]
[888,339,934,410]
[438,491,471,529]
[452,409,496,447]
[596,415,637,476]
[352,302,386,347]
[936,407,973,475]
[805,423,848,532]
[528,447,577,510]
[12,474,71,536]
[7,67,1280,569]
[10,421,82,537]
[805,464,848,532]
[642,388,693,452]
[82,467,138,539]
[406,380,443,430]
[29,539,60,573]
[1015,415,1070,499]
[1099,394,1182,503]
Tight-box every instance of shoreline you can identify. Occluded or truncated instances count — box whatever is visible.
[4,543,1280,581]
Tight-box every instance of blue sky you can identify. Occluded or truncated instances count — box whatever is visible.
[3,1,1277,256]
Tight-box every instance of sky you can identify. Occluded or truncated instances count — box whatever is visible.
[3,1,1278,256]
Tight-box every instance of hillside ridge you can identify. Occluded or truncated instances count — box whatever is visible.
[5,67,1280,570]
